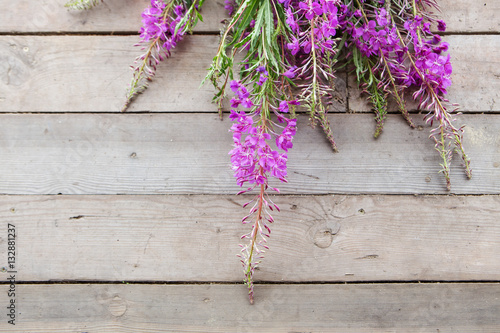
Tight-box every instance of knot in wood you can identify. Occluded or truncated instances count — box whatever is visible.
[313,228,336,249]
[108,296,127,317]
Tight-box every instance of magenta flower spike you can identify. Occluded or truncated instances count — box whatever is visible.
[228,70,298,303]
[343,0,471,187]
[122,0,205,112]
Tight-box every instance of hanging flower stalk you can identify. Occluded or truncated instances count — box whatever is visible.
[230,77,298,304]
[121,0,205,111]
[343,0,471,188]
[341,0,415,136]
[205,0,300,303]
[283,0,342,151]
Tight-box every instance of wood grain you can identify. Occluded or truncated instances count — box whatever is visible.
[0,0,227,33]
[0,283,499,332]
[0,1,497,331]
[2,194,499,282]
[0,113,498,195]
[1,35,498,112]
[0,35,221,112]
[440,0,500,33]
[1,0,497,33]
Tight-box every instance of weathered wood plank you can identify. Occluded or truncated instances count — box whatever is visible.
[440,0,500,33]
[0,113,497,195]
[0,0,227,33]
[0,283,498,332]
[1,0,497,33]
[2,194,499,282]
[0,35,221,112]
[1,35,497,112]
[348,35,500,113]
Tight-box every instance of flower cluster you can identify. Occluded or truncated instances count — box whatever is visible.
[408,19,452,95]
[121,0,187,111]
[68,0,471,304]
[224,0,237,16]
[229,83,297,187]
[228,70,298,303]
[351,9,397,57]
[280,0,341,150]
[350,7,452,97]
[284,0,340,56]
[340,0,470,187]
[140,1,185,54]
[210,0,471,302]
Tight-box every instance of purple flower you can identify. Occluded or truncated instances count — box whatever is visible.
[437,20,447,32]
[230,98,242,108]
[369,29,387,51]
[230,80,241,92]
[258,148,277,171]
[363,20,377,40]
[301,39,312,54]
[287,37,300,55]
[299,2,319,20]
[285,7,299,33]
[224,0,236,15]
[257,75,268,86]
[278,101,289,113]
[271,153,289,180]
[322,0,339,14]
[376,8,388,26]
[242,98,254,108]
[238,86,250,99]
[283,66,297,79]
[256,66,269,76]
[151,0,165,10]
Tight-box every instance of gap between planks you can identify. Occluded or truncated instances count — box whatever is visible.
[1,280,500,285]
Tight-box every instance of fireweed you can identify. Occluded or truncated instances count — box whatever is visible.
[341,0,471,188]
[204,0,301,302]
[122,0,205,111]
[229,76,298,304]
[67,0,471,303]
[67,0,205,110]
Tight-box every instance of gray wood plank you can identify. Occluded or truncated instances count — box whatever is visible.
[1,35,497,112]
[0,0,497,33]
[0,283,498,332]
[440,0,500,33]
[2,194,499,282]
[0,35,221,112]
[0,0,226,33]
[0,113,497,195]
[348,35,500,113]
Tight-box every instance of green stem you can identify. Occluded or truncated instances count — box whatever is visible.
[308,0,337,151]
[245,179,265,305]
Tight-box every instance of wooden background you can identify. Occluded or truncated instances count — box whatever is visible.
[1,0,499,331]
